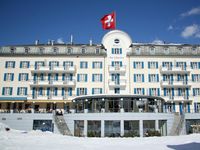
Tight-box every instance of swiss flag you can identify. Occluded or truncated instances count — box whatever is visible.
[101,12,116,30]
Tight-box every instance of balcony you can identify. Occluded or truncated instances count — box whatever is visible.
[30,65,76,73]
[160,66,191,74]
[30,79,76,87]
[108,79,126,87]
[109,65,126,73]
[160,80,191,88]
[161,95,189,101]
[27,94,75,101]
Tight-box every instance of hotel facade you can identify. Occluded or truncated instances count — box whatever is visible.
[0,30,200,137]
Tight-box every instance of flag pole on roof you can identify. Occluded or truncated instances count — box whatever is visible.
[100,12,116,30]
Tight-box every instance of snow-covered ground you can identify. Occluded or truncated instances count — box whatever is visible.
[0,123,200,150]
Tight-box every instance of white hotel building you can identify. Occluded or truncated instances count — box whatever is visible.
[0,30,200,137]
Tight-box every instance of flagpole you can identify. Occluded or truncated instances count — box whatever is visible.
[115,11,117,29]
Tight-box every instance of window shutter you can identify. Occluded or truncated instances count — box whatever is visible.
[17,88,20,95]
[133,62,136,68]
[192,74,194,81]
[77,74,80,82]
[158,88,160,96]
[33,73,36,81]
[92,74,94,82]
[112,61,114,67]
[198,62,200,69]
[76,88,79,96]
[172,88,174,96]
[100,88,102,94]
[187,103,190,113]
[193,88,195,96]
[27,62,30,68]
[164,88,166,96]
[62,88,65,96]
[20,62,22,68]
[25,88,27,95]
[48,74,51,81]
[134,88,136,94]
[190,62,193,69]
[10,88,13,95]
[149,89,151,96]
[56,73,58,81]
[69,88,72,96]
[41,74,44,81]
[5,62,8,68]
[26,74,28,81]
[85,88,87,95]
[120,61,122,67]
[148,62,150,69]
[13,62,15,68]
[156,62,158,68]
[47,88,50,96]
[120,48,122,54]
[11,74,14,81]
[157,74,159,82]
[86,62,88,68]
[148,74,150,82]
[142,62,144,68]
[80,62,83,68]
[134,74,136,82]
[186,88,189,97]
[32,88,35,98]
[62,74,65,81]
[142,88,145,95]
[100,62,102,68]
[55,88,58,96]
[100,74,102,82]
[4,73,6,81]
[112,48,114,54]
[85,74,88,82]
[2,87,5,95]
[92,62,94,68]
[92,88,94,94]
[142,74,144,82]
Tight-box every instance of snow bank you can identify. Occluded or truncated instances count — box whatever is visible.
[0,127,200,150]
[0,122,9,131]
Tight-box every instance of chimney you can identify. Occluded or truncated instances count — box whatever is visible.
[70,35,73,45]
[35,40,39,45]
[89,38,92,46]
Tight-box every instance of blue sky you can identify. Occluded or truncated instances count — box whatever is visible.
[0,0,200,46]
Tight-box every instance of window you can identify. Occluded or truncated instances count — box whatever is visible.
[192,74,200,82]
[136,47,140,54]
[148,74,159,82]
[2,87,13,95]
[148,62,158,69]
[17,87,27,96]
[176,62,186,70]
[18,73,29,81]
[24,47,30,54]
[114,39,120,44]
[53,47,58,53]
[35,61,45,69]
[82,48,86,54]
[4,73,14,81]
[92,74,102,82]
[150,47,155,54]
[133,74,144,82]
[178,47,183,54]
[134,88,145,95]
[63,61,73,68]
[149,88,160,96]
[92,88,103,94]
[5,61,15,68]
[191,62,200,69]
[95,48,100,54]
[39,47,44,54]
[111,61,122,67]
[10,47,16,53]
[76,88,87,96]
[164,48,169,54]
[162,62,172,68]
[77,74,88,82]
[80,61,88,68]
[114,88,120,94]
[193,88,200,96]
[133,62,144,69]
[67,48,72,54]
[111,48,122,54]
[92,61,102,69]
[20,61,30,68]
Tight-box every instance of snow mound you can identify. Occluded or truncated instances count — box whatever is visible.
[0,122,9,131]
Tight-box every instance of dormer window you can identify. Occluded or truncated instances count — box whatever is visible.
[24,47,30,54]
[192,47,197,53]
[150,47,155,54]
[178,47,183,54]
[39,47,44,54]
[82,48,86,54]
[10,47,15,53]
[67,48,72,54]
[164,47,169,54]
[53,47,58,54]
[136,47,140,54]
[96,48,100,54]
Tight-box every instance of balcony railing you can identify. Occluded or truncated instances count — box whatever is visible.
[30,65,76,72]
[108,65,126,73]
[27,94,75,100]
[160,66,191,74]
[160,80,191,87]
[108,79,126,87]
[30,79,76,87]
[161,95,189,101]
